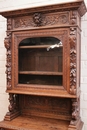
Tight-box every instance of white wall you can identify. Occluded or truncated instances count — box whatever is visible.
[0,0,87,130]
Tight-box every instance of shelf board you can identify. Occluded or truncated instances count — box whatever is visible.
[0,116,70,130]
[19,71,63,75]
[19,45,63,49]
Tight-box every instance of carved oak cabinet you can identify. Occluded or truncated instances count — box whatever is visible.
[0,0,86,130]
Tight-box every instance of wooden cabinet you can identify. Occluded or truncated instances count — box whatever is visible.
[0,0,86,130]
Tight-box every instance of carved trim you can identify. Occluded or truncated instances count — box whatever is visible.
[4,32,12,90]
[69,27,77,95]
[70,98,79,126]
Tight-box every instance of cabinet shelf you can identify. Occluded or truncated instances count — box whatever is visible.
[19,71,63,75]
[19,45,63,49]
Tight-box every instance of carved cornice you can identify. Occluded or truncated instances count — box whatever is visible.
[0,1,86,18]
[4,32,12,90]
[69,27,77,95]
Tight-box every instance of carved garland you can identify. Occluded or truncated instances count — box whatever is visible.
[4,32,12,90]
[69,27,77,95]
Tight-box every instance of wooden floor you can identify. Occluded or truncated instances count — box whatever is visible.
[0,116,70,130]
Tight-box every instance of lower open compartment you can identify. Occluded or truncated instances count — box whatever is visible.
[0,95,83,130]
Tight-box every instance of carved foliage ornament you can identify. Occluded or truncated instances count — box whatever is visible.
[4,32,12,90]
[69,27,77,95]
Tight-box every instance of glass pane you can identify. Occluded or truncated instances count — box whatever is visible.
[18,37,63,86]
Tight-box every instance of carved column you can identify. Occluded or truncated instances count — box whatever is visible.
[4,94,20,121]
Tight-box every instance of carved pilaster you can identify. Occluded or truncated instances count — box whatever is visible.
[4,94,20,121]
[70,11,77,25]
[7,18,12,30]
[69,27,77,95]
[4,32,12,90]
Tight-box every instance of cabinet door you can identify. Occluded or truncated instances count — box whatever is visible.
[8,28,75,97]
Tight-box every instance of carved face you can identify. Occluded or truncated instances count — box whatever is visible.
[33,13,42,26]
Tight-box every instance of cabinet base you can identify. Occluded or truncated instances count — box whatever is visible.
[0,116,83,130]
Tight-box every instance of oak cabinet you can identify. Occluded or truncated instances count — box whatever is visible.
[0,0,86,130]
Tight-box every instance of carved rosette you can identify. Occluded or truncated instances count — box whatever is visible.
[70,98,79,126]
[69,27,77,95]
[4,32,12,90]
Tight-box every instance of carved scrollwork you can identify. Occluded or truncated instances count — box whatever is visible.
[69,27,77,95]
[4,32,12,90]
[70,99,79,125]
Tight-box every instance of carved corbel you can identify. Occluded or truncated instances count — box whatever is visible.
[69,27,77,95]
[4,32,12,90]
[4,94,20,121]
[70,98,79,126]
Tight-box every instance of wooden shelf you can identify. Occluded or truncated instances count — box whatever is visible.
[19,45,63,49]
[0,116,70,130]
[19,71,63,75]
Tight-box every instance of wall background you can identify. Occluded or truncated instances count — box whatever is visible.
[0,0,87,130]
